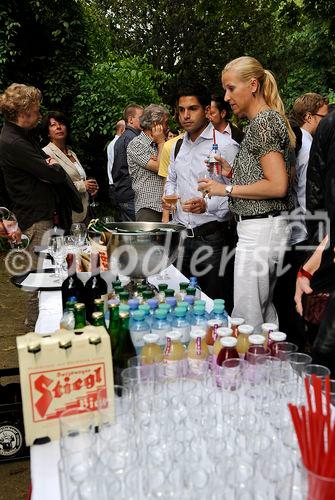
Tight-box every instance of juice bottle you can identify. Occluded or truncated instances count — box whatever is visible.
[187,329,209,375]
[216,337,239,366]
[261,322,278,349]
[230,317,245,338]
[268,331,287,356]
[163,331,186,377]
[213,327,233,367]
[141,333,163,364]
[236,324,254,358]
[245,334,267,363]
[206,319,223,353]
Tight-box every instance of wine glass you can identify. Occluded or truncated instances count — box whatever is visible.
[163,185,179,223]
[197,170,211,199]
[87,177,99,209]
[70,223,87,247]
[0,207,29,249]
[49,236,67,281]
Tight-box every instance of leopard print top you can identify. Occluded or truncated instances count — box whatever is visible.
[229,109,293,215]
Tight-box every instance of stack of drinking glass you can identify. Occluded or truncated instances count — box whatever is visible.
[58,350,333,500]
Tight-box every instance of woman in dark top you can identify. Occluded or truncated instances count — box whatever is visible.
[198,56,295,329]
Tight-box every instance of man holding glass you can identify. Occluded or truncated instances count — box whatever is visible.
[164,84,239,310]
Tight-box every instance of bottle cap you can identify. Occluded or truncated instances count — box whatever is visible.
[74,302,85,310]
[166,331,181,341]
[261,323,278,333]
[112,280,121,287]
[189,277,198,286]
[190,328,206,340]
[137,284,147,293]
[177,301,188,309]
[155,309,167,319]
[238,325,254,335]
[164,289,175,298]
[69,296,77,303]
[94,298,104,305]
[165,297,177,307]
[119,311,130,319]
[119,304,130,312]
[207,319,223,327]
[143,290,154,300]
[185,287,196,296]
[220,337,237,347]
[269,331,287,342]
[213,299,225,306]
[184,295,195,305]
[194,300,206,307]
[193,306,205,315]
[158,283,168,292]
[139,304,150,314]
[179,282,189,290]
[147,298,159,309]
[158,303,170,311]
[212,305,224,314]
[92,311,103,320]
[248,334,265,346]
[119,291,130,301]
[114,285,124,294]
[174,307,186,317]
[133,310,145,320]
[143,333,159,344]
[230,317,245,327]
[217,327,233,338]
[128,299,139,309]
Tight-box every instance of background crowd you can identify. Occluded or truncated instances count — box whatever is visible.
[0,54,334,375]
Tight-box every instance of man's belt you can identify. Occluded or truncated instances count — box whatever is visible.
[186,220,229,238]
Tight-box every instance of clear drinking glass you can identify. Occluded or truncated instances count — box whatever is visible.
[303,363,331,380]
[70,223,87,247]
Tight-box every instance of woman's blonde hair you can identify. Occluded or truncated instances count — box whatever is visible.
[0,83,42,122]
[222,56,295,147]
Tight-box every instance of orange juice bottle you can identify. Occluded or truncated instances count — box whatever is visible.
[205,319,223,353]
[213,327,233,367]
[236,324,254,358]
[230,317,245,338]
[187,329,209,375]
[261,322,278,349]
[163,331,186,377]
[141,334,163,364]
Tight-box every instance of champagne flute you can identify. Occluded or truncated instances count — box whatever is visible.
[87,177,99,209]
[0,207,29,249]
[163,185,179,223]
[197,170,211,199]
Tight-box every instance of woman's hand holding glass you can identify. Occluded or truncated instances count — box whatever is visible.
[197,177,227,198]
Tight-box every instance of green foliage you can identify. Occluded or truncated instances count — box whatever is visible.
[71,54,168,141]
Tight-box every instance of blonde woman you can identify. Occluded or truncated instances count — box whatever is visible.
[198,56,295,329]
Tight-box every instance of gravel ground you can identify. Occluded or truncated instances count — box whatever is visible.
[0,255,30,499]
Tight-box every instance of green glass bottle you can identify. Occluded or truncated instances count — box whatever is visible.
[114,311,136,377]
[74,303,86,329]
[94,298,104,314]
[107,302,120,355]
[91,311,105,327]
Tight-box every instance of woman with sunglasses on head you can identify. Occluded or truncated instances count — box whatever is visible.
[198,56,295,329]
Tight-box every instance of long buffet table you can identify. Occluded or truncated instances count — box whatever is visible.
[30,265,213,500]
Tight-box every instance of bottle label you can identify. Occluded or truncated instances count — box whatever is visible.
[195,337,202,356]
[164,337,172,355]
[212,324,219,342]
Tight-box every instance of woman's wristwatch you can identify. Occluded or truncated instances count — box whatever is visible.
[225,185,233,196]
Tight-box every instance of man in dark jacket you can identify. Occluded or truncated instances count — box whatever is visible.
[0,83,82,331]
[111,104,143,221]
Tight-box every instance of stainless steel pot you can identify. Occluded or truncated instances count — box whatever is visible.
[90,222,186,278]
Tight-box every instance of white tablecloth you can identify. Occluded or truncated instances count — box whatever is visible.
[31,265,213,500]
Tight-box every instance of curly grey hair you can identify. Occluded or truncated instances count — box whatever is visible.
[140,104,169,130]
